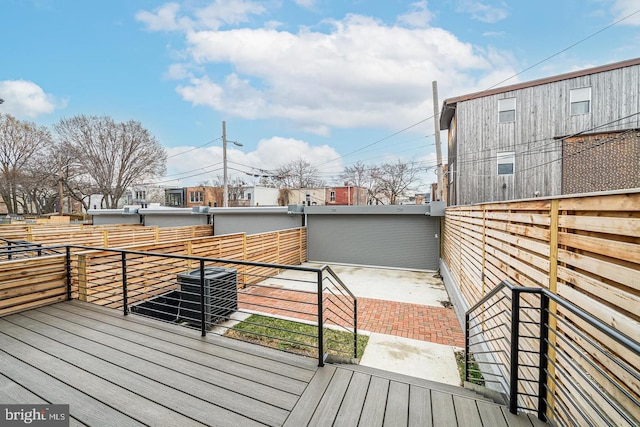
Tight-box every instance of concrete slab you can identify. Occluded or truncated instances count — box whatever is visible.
[259,263,450,307]
[359,333,462,386]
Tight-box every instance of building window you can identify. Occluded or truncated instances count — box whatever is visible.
[570,87,591,115]
[135,190,146,200]
[497,152,515,175]
[190,191,202,203]
[330,191,336,202]
[247,193,251,200]
[498,98,516,123]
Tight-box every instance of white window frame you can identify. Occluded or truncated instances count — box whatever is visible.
[570,87,591,115]
[497,151,515,176]
[135,190,146,200]
[330,191,336,202]
[190,191,203,203]
[498,98,516,123]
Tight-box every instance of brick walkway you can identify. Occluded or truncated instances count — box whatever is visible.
[238,285,465,348]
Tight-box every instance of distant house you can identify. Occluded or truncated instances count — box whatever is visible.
[165,186,222,208]
[289,188,326,206]
[440,57,640,205]
[230,186,279,207]
[325,185,368,206]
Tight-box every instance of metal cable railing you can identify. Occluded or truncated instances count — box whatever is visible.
[61,245,357,367]
[465,279,640,426]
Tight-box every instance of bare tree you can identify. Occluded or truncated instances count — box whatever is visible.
[0,114,52,214]
[55,115,167,209]
[275,158,323,189]
[342,161,375,205]
[371,160,422,205]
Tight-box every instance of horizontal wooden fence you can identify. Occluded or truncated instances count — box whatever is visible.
[0,255,68,316]
[443,190,640,425]
[0,223,212,247]
[0,227,306,316]
[72,227,308,307]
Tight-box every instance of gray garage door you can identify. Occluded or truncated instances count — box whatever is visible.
[307,214,440,270]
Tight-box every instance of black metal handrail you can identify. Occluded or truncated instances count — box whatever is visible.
[61,245,357,367]
[465,280,640,425]
[0,239,62,260]
[320,266,358,361]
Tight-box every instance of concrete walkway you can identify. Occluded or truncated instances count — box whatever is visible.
[248,263,465,385]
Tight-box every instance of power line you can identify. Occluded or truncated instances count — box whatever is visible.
[165,137,222,159]
[310,8,639,172]
[477,8,640,95]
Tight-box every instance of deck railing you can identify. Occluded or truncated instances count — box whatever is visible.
[465,279,640,426]
[61,246,357,367]
[320,266,358,361]
[0,237,62,260]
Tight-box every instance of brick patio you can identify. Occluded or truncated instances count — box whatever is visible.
[238,286,465,347]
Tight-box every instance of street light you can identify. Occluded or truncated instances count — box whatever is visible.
[222,121,243,207]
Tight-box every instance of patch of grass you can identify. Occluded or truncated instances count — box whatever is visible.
[226,314,368,359]
[454,350,485,387]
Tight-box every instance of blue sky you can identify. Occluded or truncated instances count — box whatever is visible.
[1,0,639,187]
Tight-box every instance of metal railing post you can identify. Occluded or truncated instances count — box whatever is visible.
[317,270,324,367]
[353,298,358,359]
[122,252,128,315]
[66,246,72,300]
[509,290,521,414]
[200,259,206,337]
[464,311,470,383]
[538,292,550,421]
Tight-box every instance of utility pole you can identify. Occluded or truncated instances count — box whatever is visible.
[58,154,64,215]
[221,121,243,208]
[432,81,444,202]
[222,121,228,207]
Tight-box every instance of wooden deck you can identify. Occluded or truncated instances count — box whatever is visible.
[0,301,545,426]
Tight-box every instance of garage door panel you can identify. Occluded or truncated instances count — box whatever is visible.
[307,215,439,270]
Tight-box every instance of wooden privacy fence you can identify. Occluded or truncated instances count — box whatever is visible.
[0,223,212,247]
[443,189,639,425]
[72,227,308,307]
[0,255,68,317]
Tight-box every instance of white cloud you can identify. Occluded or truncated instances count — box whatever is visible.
[136,0,266,32]
[293,0,317,9]
[612,0,640,25]
[457,1,508,23]
[135,3,190,32]
[176,14,512,132]
[163,63,198,80]
[397,0,434,28]
[138,2,518,135]
[0,80,63,118]
[164,136,342,186]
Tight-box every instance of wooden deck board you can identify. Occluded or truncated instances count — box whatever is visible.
[284,365,337,427]
[358,376,390,426]
[431,391,458,426]
[0,314,289,425]
[333,371,371,427]
[453,395,483,427]
[308,368,353,427]
[18,308,304,402]
[0,374,87,427]
[62,300,317,377]
[0,301,546,427]
[408,386,432,427]
[383,381,410,427]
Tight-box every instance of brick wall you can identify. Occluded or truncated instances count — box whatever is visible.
[562,130,640,195]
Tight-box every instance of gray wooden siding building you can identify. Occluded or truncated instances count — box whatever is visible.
[440,57,640,205]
